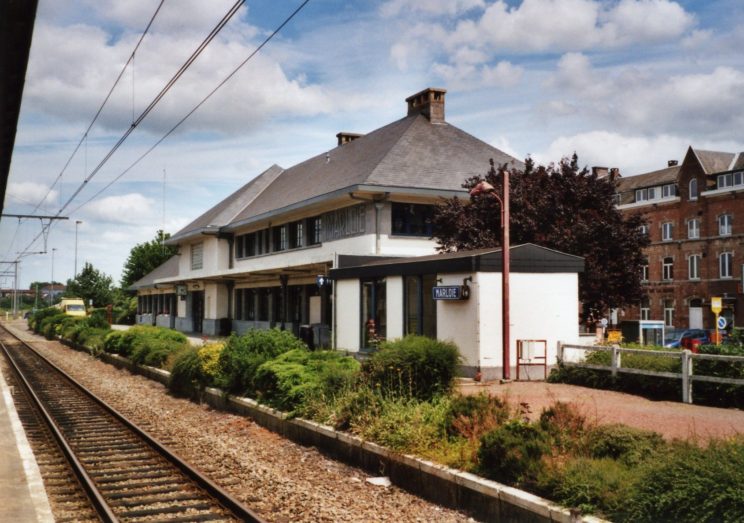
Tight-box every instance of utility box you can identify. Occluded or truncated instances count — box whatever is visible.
[620,320,665,346]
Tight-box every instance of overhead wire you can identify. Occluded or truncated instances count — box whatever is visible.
[71,0,312,215]
[14,0,248,259]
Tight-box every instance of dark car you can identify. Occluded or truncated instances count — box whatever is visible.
[664,328,708,348]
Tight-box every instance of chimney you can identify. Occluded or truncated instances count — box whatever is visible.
[668,160,678,167]
[592,166,609,178]
[336,132,363,146]
[405,87,447,123]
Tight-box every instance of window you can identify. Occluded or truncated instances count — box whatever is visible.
[662,257,674,280]
[289,220,304,249]
[235,288,256,321]
[719,214,732,236]
[635,189,647,202]
[640,297,650,321]
[720,252,733,279]
[689,178,698,200]
[190,242,204,270]
[662,184,675,198]
[640,258,649,282]
[638,224,649,236]
[647,187,658,200]
[273,224,288,252]
[404,275,437,338]
[688,254,700,280]
[308,216,322,245]
[662,222,673,241]
[736,172,744,186]
[664,299,674,327]
[391,203,435,236]
[718,173,731,189]
[687,219,700,239]
[361,278,386,348]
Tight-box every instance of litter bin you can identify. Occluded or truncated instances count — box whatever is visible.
[299,325,314,349]
[312,323,331,349]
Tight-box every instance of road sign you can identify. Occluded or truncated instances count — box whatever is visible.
[600,318,608,328]
[711,296,722,314]
[717,316,727,330]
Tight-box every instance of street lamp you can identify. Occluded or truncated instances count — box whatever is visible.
[74,220,83,277]
[50,248,57,306]
[470,163,511,380]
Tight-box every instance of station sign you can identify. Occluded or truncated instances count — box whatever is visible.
[711,296,722,314]
[432,285,470,300]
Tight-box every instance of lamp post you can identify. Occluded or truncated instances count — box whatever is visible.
[50,248,57,306]
[74,220,83,277]
[470,164,511,380]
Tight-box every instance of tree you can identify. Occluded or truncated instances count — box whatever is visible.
[431,156,650,324]
[65,262,114,307]
[120,230,178,289]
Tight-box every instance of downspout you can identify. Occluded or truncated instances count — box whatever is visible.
[349,192,389,255]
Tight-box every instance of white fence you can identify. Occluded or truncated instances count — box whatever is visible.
[559,343,744,404]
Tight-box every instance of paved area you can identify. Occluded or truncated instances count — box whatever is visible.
[0,363,54,522]
[460,379,744,443]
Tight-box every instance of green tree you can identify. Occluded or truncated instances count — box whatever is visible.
[65,262,114,307]
[121,230,177,289]
[431,156,649,324]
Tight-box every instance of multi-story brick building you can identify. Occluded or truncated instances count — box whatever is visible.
[615,146,744,330]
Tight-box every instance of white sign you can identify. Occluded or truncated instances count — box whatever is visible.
[717,316,728,330]
[600,318,608,328]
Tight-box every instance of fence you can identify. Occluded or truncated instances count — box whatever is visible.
[559,343,744,404]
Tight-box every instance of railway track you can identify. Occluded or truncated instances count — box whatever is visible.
[0,325,264,523]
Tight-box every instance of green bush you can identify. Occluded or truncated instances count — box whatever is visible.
[584,424,664,467]
[622,437,744,522]
[102,325,186,360]
[78,327,109,354]
[539,401,588,454]
[103,330,128,354]
[130,336,187,367]
[168,347,206,399]
[253,349,360,413]
[445,392,509,440]
[197,342,224,385]
[693,344,744,408]
[28,307,61,332]
[363,335,460,401]
[216,329,307,396]
[478,420,549,486]
[548,457,635,517]
[39,312,66,339]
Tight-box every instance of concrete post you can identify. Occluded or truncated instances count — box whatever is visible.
[681,350,693,404]
[611,344,621,378]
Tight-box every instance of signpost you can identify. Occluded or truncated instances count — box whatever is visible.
[432,285,469,301]
[711,296,722,344]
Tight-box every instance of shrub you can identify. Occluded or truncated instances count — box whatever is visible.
[28,307,62,332]
[549,457,635,517]
[216,329,307,396]
[585,424,664,467]
[102,325,187,360]
[693,344,744,409]
[445,392,509,440]
[253,349,360,413]
[78,327,108,354]
[168,347,205,399]
[197,342,224,385]
[39,312,66,339]
[539,401,589,454]
[622,437,744,522]
[363,335,460,401]
[103,330,128,354]
[478,420,549,486]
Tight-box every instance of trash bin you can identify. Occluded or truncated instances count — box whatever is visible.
[312,323,330,349]
[299,325,314,349]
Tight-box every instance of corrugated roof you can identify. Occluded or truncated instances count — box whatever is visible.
[129,256,180,290]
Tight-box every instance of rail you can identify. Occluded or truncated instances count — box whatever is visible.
[559,343,744,404]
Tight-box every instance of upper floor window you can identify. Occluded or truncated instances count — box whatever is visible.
[640,297,650,321]
[308,216,322,245]
[661,184,676,198]
[635,184,675,203]
[640,258,649,282]
[687,219,700,239]
[717,171,744,190]
[191,242,204,270]
[392,203,435,237]
[662,256,674,280]
[720,252,733,279]
[662,222,674,241]
[638,224,649,236]
[290,220,304,249]
[719,214,733,236]
[273,224,288,252]
[689,178,698,200]
[688,254,701,280]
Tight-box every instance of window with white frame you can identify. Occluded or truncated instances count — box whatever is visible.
[664,299,674,327]
[662,184,676,198]
[662,222,673,241]
[688,254,701,280]
[662,256,674,280]
[640,297,650,320]
[719,214,733,236]
[689,178,698,200]
[688,219,700,239]
[191,242,204,270]
[638,224,649,236]
[720,252,733,278]
[640,258,649,281]
[717,172,744,189]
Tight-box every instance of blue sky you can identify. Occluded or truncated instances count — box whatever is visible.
[3,0,744,289]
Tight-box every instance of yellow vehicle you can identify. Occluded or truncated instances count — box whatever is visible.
[59,298,87,317]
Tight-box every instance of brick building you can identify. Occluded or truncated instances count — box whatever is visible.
[615,146,744,330]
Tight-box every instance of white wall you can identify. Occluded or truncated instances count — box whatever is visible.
[335,279,360,351]
[436,272,480,368]
[386,276,404,340]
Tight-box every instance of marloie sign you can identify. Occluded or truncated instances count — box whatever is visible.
[432,285,470,301]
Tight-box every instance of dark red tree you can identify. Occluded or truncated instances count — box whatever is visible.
[431,155,649,324]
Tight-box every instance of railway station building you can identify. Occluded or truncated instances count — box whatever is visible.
[132,88,583,378]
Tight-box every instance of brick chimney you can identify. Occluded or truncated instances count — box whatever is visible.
[405,87,447,123]
[336,132,363,146]
[668,160,678,167]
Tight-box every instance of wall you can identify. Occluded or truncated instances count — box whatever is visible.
[335,279,360,351]
[436,272,480,374]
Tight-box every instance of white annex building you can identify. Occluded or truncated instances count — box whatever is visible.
[132,88,583,379]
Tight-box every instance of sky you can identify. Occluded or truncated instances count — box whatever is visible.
[3,0,744,290]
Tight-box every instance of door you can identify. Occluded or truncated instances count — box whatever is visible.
[689,307,703,329]
[192,291,204,333]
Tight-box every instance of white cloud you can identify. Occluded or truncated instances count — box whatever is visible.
[6,182,59,209]
[380,0,485,18]
[431,60,523,90]
[84,193,157,224]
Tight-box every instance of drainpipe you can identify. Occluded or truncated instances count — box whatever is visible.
[349,192,389,255]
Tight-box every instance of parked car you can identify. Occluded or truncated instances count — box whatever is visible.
[664,328,709,349]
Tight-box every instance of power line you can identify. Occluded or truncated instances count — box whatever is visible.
[71,0,312,215]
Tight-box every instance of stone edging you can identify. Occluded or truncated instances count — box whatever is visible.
[60,339,604,523]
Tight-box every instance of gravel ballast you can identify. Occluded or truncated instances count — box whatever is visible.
[9,323,473,522]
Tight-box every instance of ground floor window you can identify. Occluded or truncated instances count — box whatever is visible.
[640,297,650,320]
[664,299,674,327]
[362,278,386,348]
[235,288,256,321]
[404,274,437,338]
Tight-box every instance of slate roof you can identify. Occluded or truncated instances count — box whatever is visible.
[129,256,180,290]
[331,244,584,279]
[693,149,737,174]
[169,105,520,242]
[615,164,680,193]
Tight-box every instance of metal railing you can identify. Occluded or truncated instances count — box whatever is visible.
[559,343,744,404]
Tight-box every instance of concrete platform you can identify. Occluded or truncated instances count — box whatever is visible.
[0,364,53,522]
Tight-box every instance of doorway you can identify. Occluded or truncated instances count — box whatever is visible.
[191,291,204,333]
[689,298,703,329]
